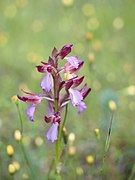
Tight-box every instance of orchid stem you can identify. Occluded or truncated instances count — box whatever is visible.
[60,104,68,142]
[55,104,68,176]
[53,74,61,175]
[16,103,36,180]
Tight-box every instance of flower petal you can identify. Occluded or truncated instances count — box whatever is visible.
[82,88,91,99]
[64,61,84,74]
[46,122,59,143]
[17,93,41,105]
[64,56,79,68]
[77,101,87,114]
[41,72,53,92]
[36,65,46,73]
[69,88,83,106]
[26,105,36,122]
[71,76,84,88]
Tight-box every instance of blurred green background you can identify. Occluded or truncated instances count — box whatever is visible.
[0,0,135,179]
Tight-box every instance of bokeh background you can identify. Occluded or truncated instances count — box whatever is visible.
[0,0,135,179]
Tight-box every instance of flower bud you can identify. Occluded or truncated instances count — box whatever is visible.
[86,32,93,40]
[58,45,72,59]
[56,162,62,174]
[7,145,14,157]
[8,163,16,175]
[22,173,29,179]
[35,136,43,146]
[62,127,68,144]
[94,128,100,139]
[69,146,76,156]
[88,52,95,65]
[86,155,94,164]
[127,85,135,95]
[12,161,20,171]
[108,100,117,111]
[11,95,18,104]
[76,167,84,176]
[68,132,75,142]
[14,130,22,142]
[62,0,74,7]
[51,47,58,57]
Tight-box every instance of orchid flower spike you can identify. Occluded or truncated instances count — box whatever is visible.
[17,44,91,143]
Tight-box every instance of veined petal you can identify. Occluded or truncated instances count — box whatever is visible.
[17,93,41,105]
[64,61,84,74]
[46,122,59,143]
[64,56,79,68]
[26,105,36,122]
[69,88,83,106]
[41,72,53,92]
[77,101,87,114]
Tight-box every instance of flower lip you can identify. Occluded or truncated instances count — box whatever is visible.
[46,122,59,143]
[41,72,53,92]
[69,88,83,106]
[77,101,87,114]
[26,105,36,121]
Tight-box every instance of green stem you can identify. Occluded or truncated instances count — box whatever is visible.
[10,175,14,180]
[59,104,68,142]
[47,158,55,179]
[128,164,135,180]
[16,103,23,135]
[101,114,113,176]
[55,105,68,171]
[53,75,60,170]
[16,103,36,180]
[55,138,60,166]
